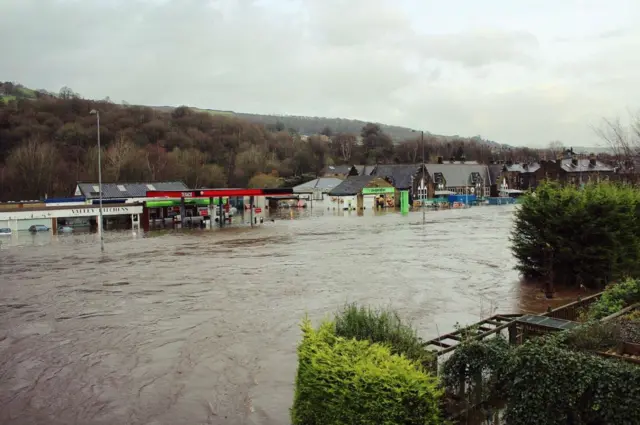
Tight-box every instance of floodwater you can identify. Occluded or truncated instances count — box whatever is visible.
[0,205,582,425]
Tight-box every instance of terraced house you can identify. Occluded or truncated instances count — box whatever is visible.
[534,155,615,187]
[416,160,493,199]
[499,161,541,190]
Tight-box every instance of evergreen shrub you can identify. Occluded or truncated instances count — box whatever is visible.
[441,329,640,425]
[503,340,640,425]
[333,303,435,370]
[511,181,640,288]
[291,319,443,425]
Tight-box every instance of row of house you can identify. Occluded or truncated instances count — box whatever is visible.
[318,153,618,205]
[495,154,616,191]
[323,161,494,203]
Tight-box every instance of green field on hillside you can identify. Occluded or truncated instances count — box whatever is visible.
[191,107,235,116]
[16,87,36,97]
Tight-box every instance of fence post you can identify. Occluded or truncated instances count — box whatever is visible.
[508,322,518,345]
[473,371,483,405]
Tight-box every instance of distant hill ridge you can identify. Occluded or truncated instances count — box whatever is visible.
[153,105,509,147]
[1,82,607,151]
[0,82,504,145]
[153,105,432,141]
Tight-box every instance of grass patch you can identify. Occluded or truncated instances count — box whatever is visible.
[192,107,235,116]
[0,95,16,103]
[334,302,435,369]
[16,86,36,98]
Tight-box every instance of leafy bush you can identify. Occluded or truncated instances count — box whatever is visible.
[333,303,435,369]
[588,277,640,319]
[441,336,511,403]
[553,321,621,351]
[442,329,640,425]
[291,318,443,425]
[511,181,640,288]
[504,341,640,425]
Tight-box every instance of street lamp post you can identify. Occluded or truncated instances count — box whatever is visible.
[90,109,104,252]
[412,129,426,224]
[420,130,425,224]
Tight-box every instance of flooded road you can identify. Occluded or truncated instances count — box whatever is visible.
[0,206,574,425]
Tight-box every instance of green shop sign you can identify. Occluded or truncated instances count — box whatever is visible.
[362,187,395,195]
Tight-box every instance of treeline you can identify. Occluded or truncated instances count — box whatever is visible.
[153,106,429,141]
[0,86,543,200]
[237,112,438,142]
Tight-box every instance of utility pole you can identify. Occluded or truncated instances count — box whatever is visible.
[90,109,104,252]
[421,130,425,225]
[412,129,427,224]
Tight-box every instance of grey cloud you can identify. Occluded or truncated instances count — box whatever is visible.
[554,28,631,43]
[0,0,638,146]
[416,30,540,67]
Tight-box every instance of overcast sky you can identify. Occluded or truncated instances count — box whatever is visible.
[1,0,639,146]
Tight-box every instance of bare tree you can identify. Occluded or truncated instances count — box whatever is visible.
[547,141,565,160]
[330,133,356,163]
[6,139,61,199]
[146,144,168,181]
[593,112,640,170]
[106,133,136,181]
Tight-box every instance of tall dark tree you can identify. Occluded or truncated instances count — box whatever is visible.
[361,123,394,164]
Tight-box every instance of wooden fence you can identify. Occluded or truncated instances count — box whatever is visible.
[542,291,603,321]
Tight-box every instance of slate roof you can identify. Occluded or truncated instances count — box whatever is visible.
[328,175,376,196]
[323,165,353,176]
[504,163,541,173]
[370,164,422,189]
[75,181,189,199]
[424,164,492,187]
[439,160,480,165]
[488,164,503,185]
[293,178,343,193]
[559,159,614,173]
[323,164,376,176]
[352,165,376,176]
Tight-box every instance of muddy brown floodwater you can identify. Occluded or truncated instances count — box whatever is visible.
[0,205,585,425]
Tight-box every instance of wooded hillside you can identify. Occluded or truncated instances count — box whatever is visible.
[0,83,541,201]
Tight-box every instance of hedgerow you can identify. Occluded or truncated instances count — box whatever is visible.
[504,340,640,425]
[511,181,640,288]
[441,326,640,425]
[291,318,443,425]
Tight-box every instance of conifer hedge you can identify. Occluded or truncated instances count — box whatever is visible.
[511,181,640,288]
[291,319,443,425]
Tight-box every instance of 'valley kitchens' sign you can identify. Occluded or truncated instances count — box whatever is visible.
[70,207,130,215]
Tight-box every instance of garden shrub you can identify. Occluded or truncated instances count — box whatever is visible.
[441,336,511,402]
[291,318,443,425]
[588,277,640,319]
[554,320,621,351]
[503,340,640,425]
[333,303,435,369]
[511,181,640,288]
[442,330,640,425]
